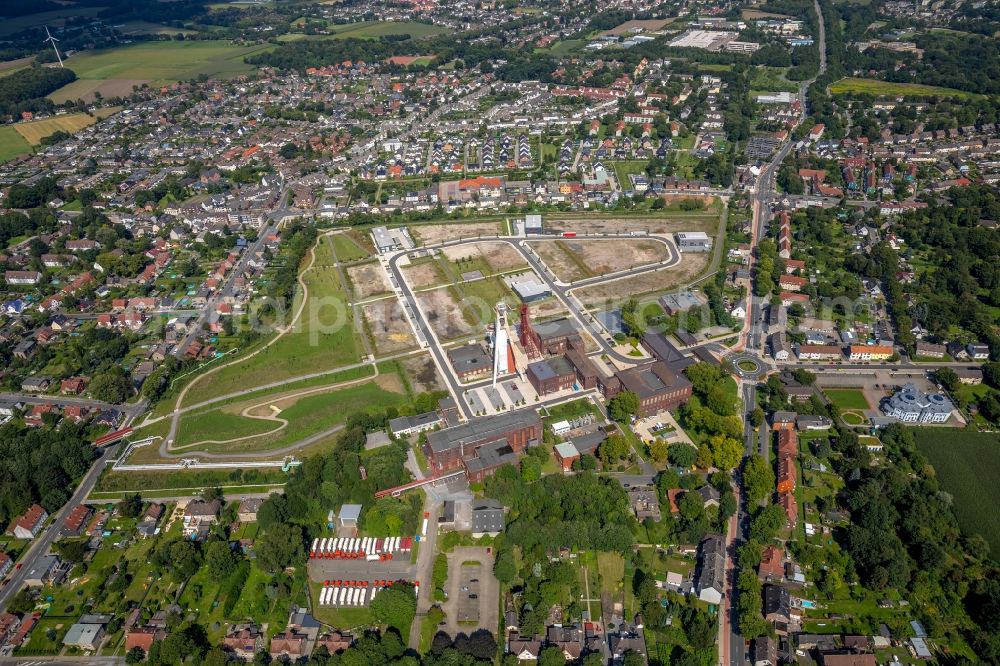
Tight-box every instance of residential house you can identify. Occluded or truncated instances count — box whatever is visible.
[223,624,265,661]
[182,499,221,539]
[11,504,47,539]
[695,535,726,605]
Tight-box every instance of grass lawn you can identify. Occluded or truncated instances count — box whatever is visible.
[823,388,870,410]
[915,429,1000,554]
[327,21,450,39]
[596,552,625,595]
[172,376,410,454]
[65,41,273,83]
[329,233,370,262]
[611,160,650,189]
[750,67,799,93]
[308,580,375,630]
[94,467,288,492]
[180,234,362,406]
[841,411,867,426]
[0,126,32,163]
[829,77,981,99]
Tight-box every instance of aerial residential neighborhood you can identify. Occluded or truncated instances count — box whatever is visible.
[0,0,998,664]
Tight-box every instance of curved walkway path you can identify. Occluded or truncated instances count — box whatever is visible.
[166,365,383,453]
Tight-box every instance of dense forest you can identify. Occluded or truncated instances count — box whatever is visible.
[0,421,97,529]
[0,67,77,120]
[484,467,635,552]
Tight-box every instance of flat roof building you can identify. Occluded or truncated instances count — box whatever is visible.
[881,383,954,423]
[676,231,713,252]
[339,504,362,527]
[425,409,542,479]
[371,226,415,254]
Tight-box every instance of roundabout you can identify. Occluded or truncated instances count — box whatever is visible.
[728,352,768,380]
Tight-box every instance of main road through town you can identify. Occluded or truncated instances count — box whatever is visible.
[723,2,827,665]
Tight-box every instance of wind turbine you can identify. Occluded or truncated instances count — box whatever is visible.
[43,26,64,68]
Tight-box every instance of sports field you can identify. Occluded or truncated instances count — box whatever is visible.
[823,388,870,410]
[12,109,119,145]
[829,77,980,99]
[915,430,1000,554]
[64,41,272,83]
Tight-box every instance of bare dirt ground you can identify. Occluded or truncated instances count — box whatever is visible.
[347,262,392,299]
[400,355,445,394]
[362,300,418,354]
[547,211,719,236]
[563,239,670,275]
[528,241,589,282]
[573,254,710,307]
[419,288,478,340]
[529,297,569,320]
[442,241,527,273]
[411,221,502,246]
[403,259,447,288]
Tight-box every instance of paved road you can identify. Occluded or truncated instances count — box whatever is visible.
[0,392,133,414]
[386,233,682,413]
[724,3,827,663]
[0,446,115,613]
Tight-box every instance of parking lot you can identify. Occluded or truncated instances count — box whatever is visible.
[308,556,416,587]
[440,547,499,638]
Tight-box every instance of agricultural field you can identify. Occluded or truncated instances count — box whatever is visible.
[823,388,871,410]
[0,8,106,37]
[12,109,119,145]
[64,41,272,84]
[915,430,1000,554]
[327,21,451,39]
[112,21,199,36]
[48,79,147,104]
[829,77,980,99]
[0,126,31,164]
